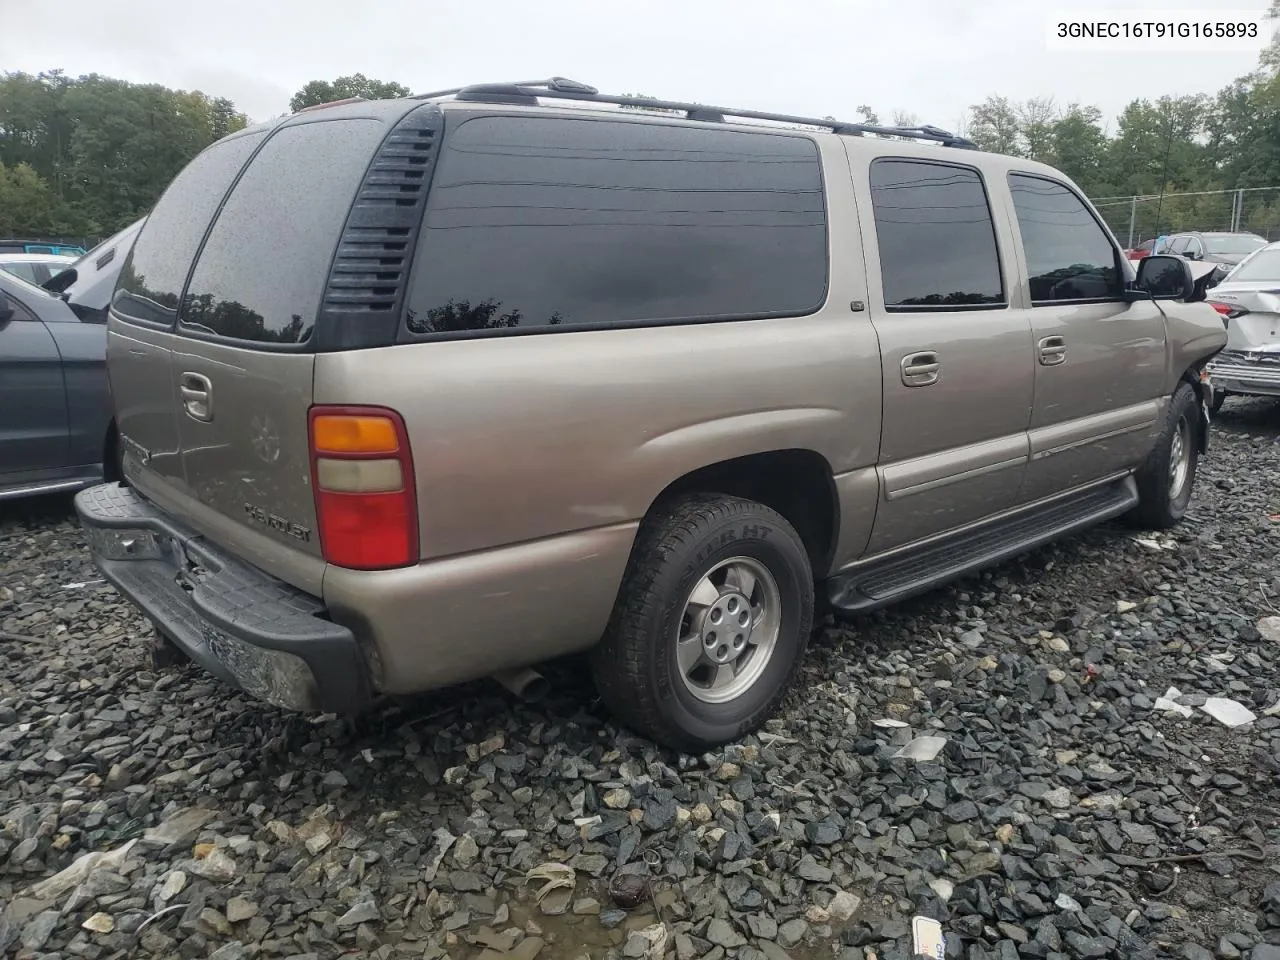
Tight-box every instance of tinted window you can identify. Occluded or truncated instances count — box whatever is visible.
[868,159,1004,310]
[1167,237,1188,253]
[1009,173,1122,303]
[180,119,385,344]
[404,116,827,335]
[114,130,266,325]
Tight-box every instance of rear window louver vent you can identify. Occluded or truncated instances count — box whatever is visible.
[316,104,444,350]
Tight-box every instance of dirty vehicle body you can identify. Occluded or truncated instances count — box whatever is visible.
[1205,241,1280,410]
[75,79,1227,751]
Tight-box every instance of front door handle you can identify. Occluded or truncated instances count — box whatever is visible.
[179,371,213,422]
[901,350,940,387]
[1038,336,1067,366]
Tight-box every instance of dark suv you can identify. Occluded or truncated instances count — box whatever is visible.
[1164,231,1267,283]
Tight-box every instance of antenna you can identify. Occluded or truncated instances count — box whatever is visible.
[1151,111,1177,239]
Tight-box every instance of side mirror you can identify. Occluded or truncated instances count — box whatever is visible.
[1184,248,1200,260]
[0,291,14,327]
[1131,254,1195,301]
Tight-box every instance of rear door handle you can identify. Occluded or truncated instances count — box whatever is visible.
[179,371,213,422]
[901,350,940,387]
[1038,336,1067,366]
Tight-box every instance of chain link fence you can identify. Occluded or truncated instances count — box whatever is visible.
[1092,187,1280,248]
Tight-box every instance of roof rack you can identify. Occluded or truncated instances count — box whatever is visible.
[412,77,977,149]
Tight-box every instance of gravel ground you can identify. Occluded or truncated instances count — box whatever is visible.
[2,398,1279,960]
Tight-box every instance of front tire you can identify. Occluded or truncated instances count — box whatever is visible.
[592,494,813,754]
[1127,382,1200,530]
[1209,389,1227,415]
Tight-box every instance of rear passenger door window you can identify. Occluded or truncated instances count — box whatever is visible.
[1008,173,1123,304]
[404,115,828,336]
[867,158,1005,310]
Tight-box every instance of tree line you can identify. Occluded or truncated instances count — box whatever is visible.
[3,35,1280,244]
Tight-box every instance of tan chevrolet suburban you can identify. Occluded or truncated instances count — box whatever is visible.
[75,78,1228,753]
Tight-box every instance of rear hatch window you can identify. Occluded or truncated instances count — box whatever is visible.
[179,119,389,346]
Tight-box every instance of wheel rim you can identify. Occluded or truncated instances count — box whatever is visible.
[1169,413,1192,500]
[675,556,781,704]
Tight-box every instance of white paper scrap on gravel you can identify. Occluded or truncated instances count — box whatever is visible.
[1259,616,1280,644]
[893,736,948,762]
[1200,697,1257,727]
[1153,687,1193,718]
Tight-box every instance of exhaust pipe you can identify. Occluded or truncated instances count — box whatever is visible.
[492,667,550,703]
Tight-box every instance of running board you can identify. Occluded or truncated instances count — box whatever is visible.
[828,476,1139,613]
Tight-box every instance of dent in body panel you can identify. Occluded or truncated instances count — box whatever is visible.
[881,433,1028,500]
[1017,400,1163,501]
[130,469,327,597]
[323,522,638,693]
[107,326,185,481]
[829,467,879,571]
[171,345,323,563]
[1161,302,1228,388]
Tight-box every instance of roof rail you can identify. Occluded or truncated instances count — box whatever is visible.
[412,77,977,149]
[295,96,368,113]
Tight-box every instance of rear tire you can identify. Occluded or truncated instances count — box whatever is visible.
[1127,382,1200,530]
[592,494,813,754]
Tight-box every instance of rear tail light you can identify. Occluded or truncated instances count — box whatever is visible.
[1209,301,1248,322]
[308,406,418,570]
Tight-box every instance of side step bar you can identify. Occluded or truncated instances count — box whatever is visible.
[828,476,1139,614]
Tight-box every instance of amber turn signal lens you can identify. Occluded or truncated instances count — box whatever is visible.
[311,415,399,455]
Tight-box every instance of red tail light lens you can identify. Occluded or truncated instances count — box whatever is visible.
[1209,301,1247,321]
[308,406,418,570]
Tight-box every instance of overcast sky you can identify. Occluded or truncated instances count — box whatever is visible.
[2,0,1272,132]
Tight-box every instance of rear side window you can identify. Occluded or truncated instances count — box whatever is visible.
[180,119,386,345]
[113,131,266,326]
[1007,173,1122,303]
[868,159,1005,311]
[403,115,827,336]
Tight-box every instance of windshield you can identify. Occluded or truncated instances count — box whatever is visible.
[1205,235,1266,255]
[1225,247,1280,282]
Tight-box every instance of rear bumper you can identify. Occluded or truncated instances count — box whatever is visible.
[1206,356,1280,398]
[74,483,371,714]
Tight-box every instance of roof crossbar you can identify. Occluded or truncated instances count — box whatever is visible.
[412,77,977,149]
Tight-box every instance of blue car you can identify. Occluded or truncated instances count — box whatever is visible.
[0,219,144,500]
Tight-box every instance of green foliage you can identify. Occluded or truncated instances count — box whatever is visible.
[288,74,411,112]
[0,69,247,239]
[15,46,1280,247]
